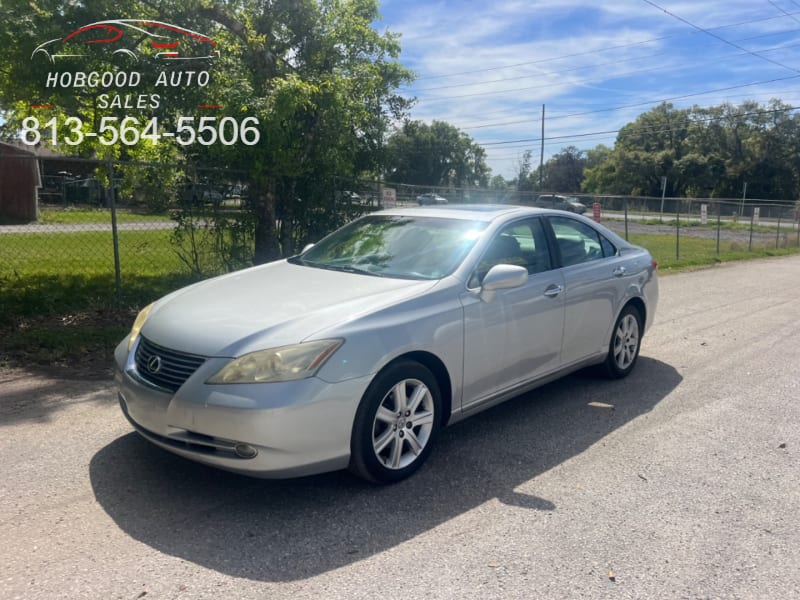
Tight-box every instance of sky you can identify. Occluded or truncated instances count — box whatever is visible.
[376,0,800,179]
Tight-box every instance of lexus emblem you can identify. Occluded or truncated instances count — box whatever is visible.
[147,355,162,374]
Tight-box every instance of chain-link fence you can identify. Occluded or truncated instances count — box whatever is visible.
[2,151,799,319]
[0,154,380,316]
[356,180,800,261]
[2,154,242,301]
[534,193,800,259]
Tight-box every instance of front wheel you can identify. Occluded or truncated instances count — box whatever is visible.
[350,360,441,484]
[603,304,642,379]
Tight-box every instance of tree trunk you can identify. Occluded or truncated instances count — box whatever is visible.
[253,181,281,264]
[279,180,298,257]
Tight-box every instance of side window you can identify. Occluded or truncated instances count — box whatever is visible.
[601,235,617,258]
[549,216,607,267]
[471,218,552,286]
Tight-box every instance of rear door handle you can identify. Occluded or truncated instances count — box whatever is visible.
[613,266,627,277]
[544,284,563,298]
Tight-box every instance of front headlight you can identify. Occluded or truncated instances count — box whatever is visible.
[207,339,343,384]
[127,303,154,351]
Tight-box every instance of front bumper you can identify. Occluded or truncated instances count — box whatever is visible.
[114,339,372,478]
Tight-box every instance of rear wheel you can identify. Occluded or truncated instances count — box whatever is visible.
[603,304,642,379]
[350,360,441,484]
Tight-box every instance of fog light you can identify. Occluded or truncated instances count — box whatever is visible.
[234,443,258,459]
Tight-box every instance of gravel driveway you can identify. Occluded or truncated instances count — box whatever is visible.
[1,256,798,599]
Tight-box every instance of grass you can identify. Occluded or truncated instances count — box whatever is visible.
[628,217,791,234]
[1,221,799,376]
[38,207,171,224]
[1,227,192,270]
[0,227,204,375]
[628,233,800,271]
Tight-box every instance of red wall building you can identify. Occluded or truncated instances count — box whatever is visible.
[0,142,41,222]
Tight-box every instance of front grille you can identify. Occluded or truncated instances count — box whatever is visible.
[134,336,207,392]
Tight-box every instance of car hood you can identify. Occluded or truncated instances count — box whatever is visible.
[140,260,438,356]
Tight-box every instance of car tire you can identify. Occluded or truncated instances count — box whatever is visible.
[603,304,642,379]
[349,360,441,484]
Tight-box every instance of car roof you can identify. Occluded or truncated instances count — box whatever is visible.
[378,204,546,222]
[376,203,633,248]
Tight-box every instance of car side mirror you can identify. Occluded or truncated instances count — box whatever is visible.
[480,264,528,302]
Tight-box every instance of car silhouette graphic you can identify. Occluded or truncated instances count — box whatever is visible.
[31,19,220,63]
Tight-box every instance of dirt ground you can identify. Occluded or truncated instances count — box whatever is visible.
[2,256,800,599]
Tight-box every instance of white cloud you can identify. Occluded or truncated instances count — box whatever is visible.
[379,0,800,177]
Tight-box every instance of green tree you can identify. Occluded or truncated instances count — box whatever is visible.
[581,100,799,201]
[0,0,413,262]
[515,149,535,193]
[489,174,509,190]
[540,145,586,193]
[384,120,490,188]
[687,100,799,200]
[602,102,691,196]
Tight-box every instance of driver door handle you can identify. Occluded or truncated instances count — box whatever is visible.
[544,284,563,298]
[613,266,627,277]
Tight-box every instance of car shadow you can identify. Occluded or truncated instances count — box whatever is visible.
[0,371,114,426]
[90,356,680,581]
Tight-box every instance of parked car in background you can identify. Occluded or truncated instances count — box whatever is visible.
[535,194,587,214]
[179,183,223,205]
[336,190,361,203]
[116,205,658,484]
[416,192,448,205]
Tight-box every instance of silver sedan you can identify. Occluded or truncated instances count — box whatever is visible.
[115,205,658,483]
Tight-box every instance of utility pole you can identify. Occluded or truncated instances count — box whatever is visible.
[539,104,545,189]
[740,181,747,217]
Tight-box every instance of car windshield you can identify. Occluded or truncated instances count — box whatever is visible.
[291,215,487,280]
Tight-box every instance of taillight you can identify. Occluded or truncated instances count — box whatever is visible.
[652,259,659,270]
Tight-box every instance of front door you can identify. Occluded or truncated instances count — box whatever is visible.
[460,217,565,409]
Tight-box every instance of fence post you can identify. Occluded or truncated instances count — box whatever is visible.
[748,209,754,252]
[624,197,629,241]
[107,158,122,301]
[716,202,721,256]
[776,215,781,249]
[676,201,680,261]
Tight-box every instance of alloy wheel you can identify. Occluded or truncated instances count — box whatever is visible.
[613,313,640,371]
[371,378,436,470]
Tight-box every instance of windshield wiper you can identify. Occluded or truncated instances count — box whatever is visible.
[292,259,385,277]
[336,265,386,277]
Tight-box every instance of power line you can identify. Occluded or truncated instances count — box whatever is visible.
[415,54,800,106]
[412,40,800,104]
[477,104,799,148]
[408,12,800,127]
[412,31,800,93]
[415,85,800,127]
[480,97,800,160]
[769,0,800,25]
[409,11,800,82]
[386,103,799,169]
[490,136,621,159]
[641,0,800,74]
[457,75,800,130]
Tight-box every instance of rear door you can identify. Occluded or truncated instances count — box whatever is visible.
[546,215,632,366]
